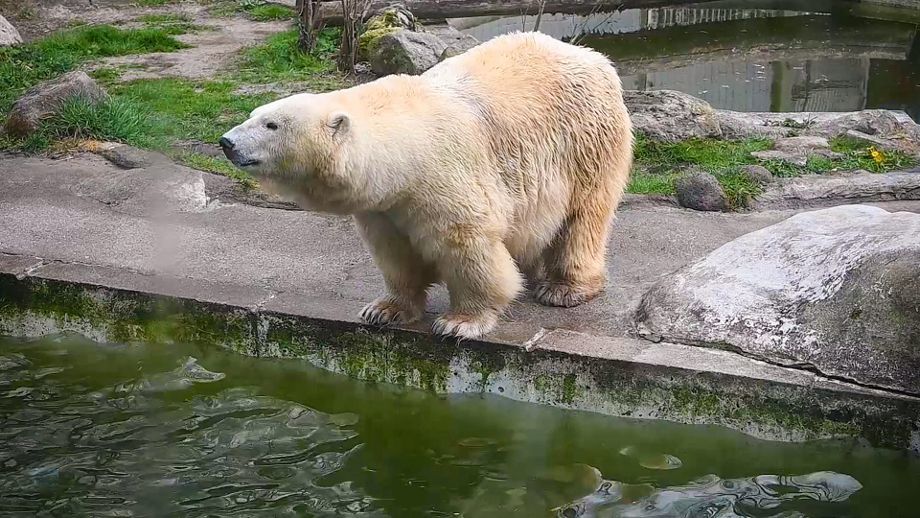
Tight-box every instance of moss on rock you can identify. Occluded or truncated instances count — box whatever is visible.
[357,6,419,60]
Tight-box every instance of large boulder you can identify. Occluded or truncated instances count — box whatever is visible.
[636,205,920,395]
[0,15,22,46]
[624,89,722,142]
[427,24,479,61]
[3,71,109,138]
[357,5,419,60]
[368,28,447,76]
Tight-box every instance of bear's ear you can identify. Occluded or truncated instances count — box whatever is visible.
[327,112,350,139]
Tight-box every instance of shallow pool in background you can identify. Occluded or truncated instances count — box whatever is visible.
[454,0,920,121]
[1,334,918,517]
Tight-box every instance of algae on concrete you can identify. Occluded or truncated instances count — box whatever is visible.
[1,270,919,453]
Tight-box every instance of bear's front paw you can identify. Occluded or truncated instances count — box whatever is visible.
[360,297,423,326]
[432,312,498,339]
[534,282,601,308]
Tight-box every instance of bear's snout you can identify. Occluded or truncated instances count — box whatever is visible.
[219,134,259,168]
[218,136,235,151]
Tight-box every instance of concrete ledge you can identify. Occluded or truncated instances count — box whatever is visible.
[2,254,919,453]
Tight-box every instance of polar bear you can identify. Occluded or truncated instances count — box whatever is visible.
[220,31,633,339]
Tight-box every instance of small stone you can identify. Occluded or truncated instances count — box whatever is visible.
[773,135,831,151]
[752,136,842,166]
[675,171,727,212]
[751,150,807,166]
[739,165,773,185]
[368,29,447,76]
[99,145,154,169]
[0,15,22,47]
[3,71,109,138]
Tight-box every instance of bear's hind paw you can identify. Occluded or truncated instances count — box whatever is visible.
[432,312,498,340]
[534,282,602,308]
[360,297,422,326]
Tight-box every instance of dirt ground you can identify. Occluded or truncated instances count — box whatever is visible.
[2,0,289,81]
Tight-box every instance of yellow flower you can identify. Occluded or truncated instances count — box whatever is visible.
[869,146,886,165]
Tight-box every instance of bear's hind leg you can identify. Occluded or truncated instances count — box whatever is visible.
[432,235,523,339]
[535,198,613,308]
[355,212,437,326]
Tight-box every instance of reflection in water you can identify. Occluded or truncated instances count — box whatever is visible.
[557,471,863,518]
[0,335,916,517]
[453,3,920,120]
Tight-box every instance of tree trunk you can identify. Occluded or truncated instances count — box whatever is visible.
[318,0,715,24]
[296,0,325,53]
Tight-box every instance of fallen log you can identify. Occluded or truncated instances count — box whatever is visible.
[317,0,718,25]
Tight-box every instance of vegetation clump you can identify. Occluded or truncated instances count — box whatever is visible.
[629,134,917,209]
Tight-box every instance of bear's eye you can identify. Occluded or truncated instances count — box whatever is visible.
[266,122,279,130]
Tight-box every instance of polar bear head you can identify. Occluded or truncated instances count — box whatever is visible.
[219,93,361,213]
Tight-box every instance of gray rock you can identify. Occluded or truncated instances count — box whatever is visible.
[675,171,727,212]
[636,205,920,395]
[774,135,832,151]
[844,129,901,152]
[714,109,920,152]
[99,145,155,170]
[427,24,479,61]
[0,15,22,47]
[368,29,447,76]
[751,169,920,210]
[751,136,842,166]
[739,164,773,185]
[3,71,109,138]
[624,90,722,142]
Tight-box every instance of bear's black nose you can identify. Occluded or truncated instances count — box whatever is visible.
[219,137,235,150]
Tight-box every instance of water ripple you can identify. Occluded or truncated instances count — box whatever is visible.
[0,353,381,517]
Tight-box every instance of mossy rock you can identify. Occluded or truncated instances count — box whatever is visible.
[358,6,419,60]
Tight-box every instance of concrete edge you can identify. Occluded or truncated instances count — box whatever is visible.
[1,252,918,453]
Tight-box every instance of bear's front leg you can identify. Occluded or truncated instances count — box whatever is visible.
[432,233,523,339]
[355,212,437,326]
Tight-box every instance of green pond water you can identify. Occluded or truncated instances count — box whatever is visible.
[1,334,919,517]
[456,0,920,121]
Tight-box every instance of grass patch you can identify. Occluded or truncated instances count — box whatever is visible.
[133,0,179,6]
[246,3,294,21]
[715,169,764,209]
[137,13,207,35]
[5,97,155,153]
[626,171,680,196]
[109,78,273,144]
[238,27,342,85]
[0,21,344,185]
[0,25,187,113]
[629,133,916,208]
[634,135,773,173]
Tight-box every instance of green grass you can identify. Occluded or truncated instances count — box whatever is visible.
[246,4,294,21]
[628,133,917,209]
[238,27,342,85]
[137,13,208,35]
[7,97,154,153]
[109,78,273,144]
[133,0,178,6]
[0,25,188,113]
[0,21,346,186]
